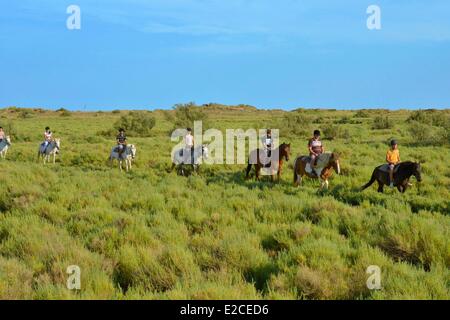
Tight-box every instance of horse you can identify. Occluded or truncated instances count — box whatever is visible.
[361,161,422,193]
[245,143,291,181]
[0,136,11,159]
[37,139,60,164]
[293,152,341,190]
[171,145,209,176]
[109,144,137,172]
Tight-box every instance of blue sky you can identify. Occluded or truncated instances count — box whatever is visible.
[1,0,450,110]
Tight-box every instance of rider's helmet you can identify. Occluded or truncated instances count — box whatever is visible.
[391,139,398,146]
[119,128,125,133]
[45,127,50,131]
[187,128,192,133]
[314,130,321,136]
[267,129,272,135]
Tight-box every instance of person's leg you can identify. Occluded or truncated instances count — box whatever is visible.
[43,141,49,153]
[184,147,190,164]
[389,164,394,187]
[310,155,317,174]
[118,144,124,158]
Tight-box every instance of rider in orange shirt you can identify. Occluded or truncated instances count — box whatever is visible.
[386,140,401,188]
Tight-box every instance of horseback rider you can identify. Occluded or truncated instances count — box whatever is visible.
[0,127,5,144]
[184,128,195,164]
[262,129,273,158]
[116,128,127,159]
[42,127,53,151]
[308,130,324,177]
[386,139,401,188]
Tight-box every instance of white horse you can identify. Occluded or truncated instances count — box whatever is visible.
[171,145,209,176]
[37,139,61,164]
[0,136,11,159]
[109,144,137,172]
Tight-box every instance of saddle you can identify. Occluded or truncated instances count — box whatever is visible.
[379,163,401,173]
[261,149,273,168]
[40,143,49,154]
[302,156,319,166]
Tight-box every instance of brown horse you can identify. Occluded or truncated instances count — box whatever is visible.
[361,161,422,193]
[245,143,291,181]
[293,153,341,190]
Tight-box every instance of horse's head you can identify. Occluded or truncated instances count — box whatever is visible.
[202,145,209,160]
[54,138,61,150]
[281,143,291,161]
[129,145,137,159]
[331,152,341,175]
[6,136,11,145]
[413,162,422,182]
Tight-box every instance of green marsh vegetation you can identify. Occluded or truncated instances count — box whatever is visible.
[0,106,449,299]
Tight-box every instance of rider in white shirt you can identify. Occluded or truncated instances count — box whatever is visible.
[43,127,52,150]
[0,127,5,143]
[184,128,194,164]
[262,129,273,158]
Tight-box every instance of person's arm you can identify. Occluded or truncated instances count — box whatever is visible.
[308,140,316,155]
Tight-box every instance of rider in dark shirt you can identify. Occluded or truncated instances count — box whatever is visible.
[116,128,127,158]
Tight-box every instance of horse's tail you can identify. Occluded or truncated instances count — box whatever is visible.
[361,170,377,191]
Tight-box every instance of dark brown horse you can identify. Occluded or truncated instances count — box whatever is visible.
[293,152,341,190]
[361,161,422,193]
[245,143,291,181]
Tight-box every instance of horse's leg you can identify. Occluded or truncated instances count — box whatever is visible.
[245,162,252,180]
[377,181,384,193]
[325,180,329,190]
[255,165,261,181]
[297,174,303,186]
[402,184,408,193]
[320,179,325,190]
[180,164,185,176]
[293,160,299,186]
[53,152,56,164]
[293,159,303,186]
